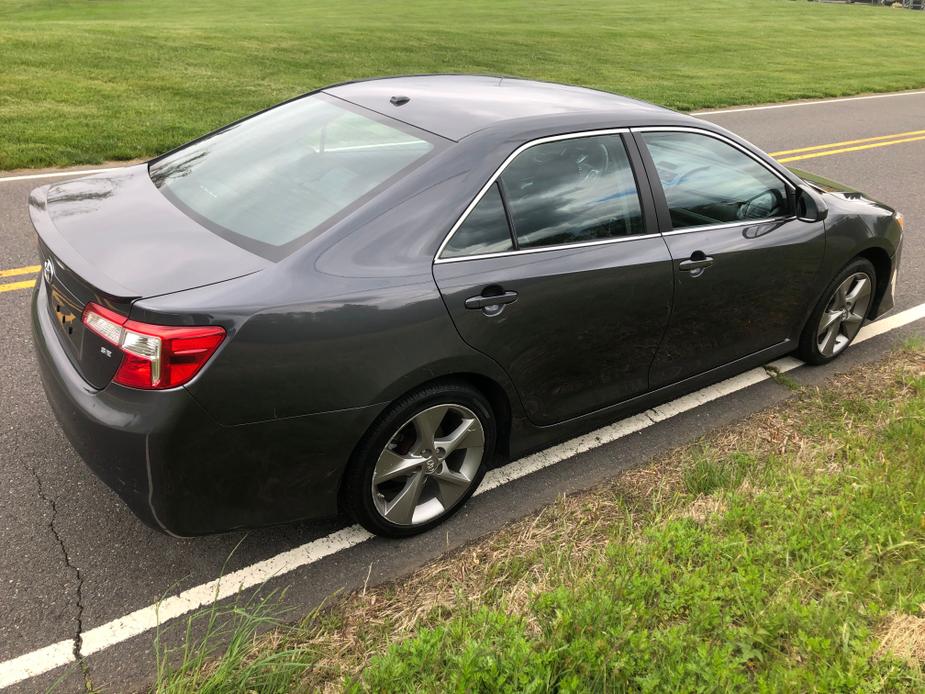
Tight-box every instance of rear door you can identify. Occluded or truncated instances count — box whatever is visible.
[433,131,673,426]
[635,128,825,387]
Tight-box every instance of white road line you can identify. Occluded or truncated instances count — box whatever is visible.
[0,642,74,688]
[0,167,126,183]
[1,303,924,688]
[695,89,925,116]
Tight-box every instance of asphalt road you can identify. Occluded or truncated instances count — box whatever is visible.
[1,90,924,692]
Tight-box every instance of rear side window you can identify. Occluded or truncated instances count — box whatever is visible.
[500,134,645,249]
[641,131,789,230]
[150,94,440,259]
[442,183,514,258]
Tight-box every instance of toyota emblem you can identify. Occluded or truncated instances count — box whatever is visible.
[43,258,54,285]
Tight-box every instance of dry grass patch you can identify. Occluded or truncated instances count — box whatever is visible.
[877,610,925,669]
[679,495,728,524]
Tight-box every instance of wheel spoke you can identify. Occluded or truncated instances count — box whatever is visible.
[817,310,843,339]
[432,466,471,508]
[819,321,841,357]
[845,276,871,310]
[412,406,448,451]
[434,418,482,457]
[373,449,422,485]
[833,280,849,309]
[842,311,865,338]
[383,470,426,525]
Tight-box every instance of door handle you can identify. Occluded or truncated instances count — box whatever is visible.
[464,290,519,310]
[678,252,714,272]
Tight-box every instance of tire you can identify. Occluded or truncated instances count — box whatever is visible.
[342,380,496,538]
[797,257,876,365]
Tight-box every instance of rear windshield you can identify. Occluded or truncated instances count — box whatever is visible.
[149,94,440,259]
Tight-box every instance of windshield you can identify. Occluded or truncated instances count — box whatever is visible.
[150,94,439,258]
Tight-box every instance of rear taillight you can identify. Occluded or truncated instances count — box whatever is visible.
[82,303,225,390]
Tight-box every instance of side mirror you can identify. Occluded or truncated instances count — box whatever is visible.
[795,185,828,223]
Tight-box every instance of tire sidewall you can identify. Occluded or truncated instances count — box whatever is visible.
[344,381,496,538]
[799,258,876,365]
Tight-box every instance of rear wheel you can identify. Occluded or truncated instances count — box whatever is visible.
[797,258,875,365]
[342,381,495,537]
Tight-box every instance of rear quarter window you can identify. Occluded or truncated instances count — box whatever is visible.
[441,183,514,258]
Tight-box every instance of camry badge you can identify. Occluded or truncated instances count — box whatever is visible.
[43,259,54,285]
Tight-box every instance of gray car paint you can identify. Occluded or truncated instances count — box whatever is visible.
[30,75,902,535]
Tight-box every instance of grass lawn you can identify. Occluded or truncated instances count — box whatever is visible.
[153,343,925,692]
[2,0,925,170]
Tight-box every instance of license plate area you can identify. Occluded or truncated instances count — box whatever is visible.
[48,283,83,352]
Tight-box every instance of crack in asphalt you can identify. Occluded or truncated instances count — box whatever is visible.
[25,463,93,692]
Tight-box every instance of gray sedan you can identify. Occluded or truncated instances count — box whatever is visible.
[30,75,903,537]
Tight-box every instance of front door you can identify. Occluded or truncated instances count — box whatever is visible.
[636,129,826,387]
[434,132,673,426]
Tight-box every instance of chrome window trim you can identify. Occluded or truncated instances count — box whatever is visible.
[632,125,797,232]
[434,127,636,264]
[660,216,793,237]
[436,231,663,264]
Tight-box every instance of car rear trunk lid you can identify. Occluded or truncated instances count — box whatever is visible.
[30,165,268,389]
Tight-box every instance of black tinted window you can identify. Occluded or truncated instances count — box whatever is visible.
[500,135,644,249]
[642,131,789,230]
[442,183,513,258]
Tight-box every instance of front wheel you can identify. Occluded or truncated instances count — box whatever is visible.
[342,381,496,538]
[797,258,876,365]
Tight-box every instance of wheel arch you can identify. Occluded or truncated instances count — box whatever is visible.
[373,371,514,457]
[336,370,516,510]
[856,245,892,318]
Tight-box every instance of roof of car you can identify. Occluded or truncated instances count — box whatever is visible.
[324,75,678,141]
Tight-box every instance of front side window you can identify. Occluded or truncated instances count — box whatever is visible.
[150,94,439,258]
[641,131,789,230]
[500,134,645,249]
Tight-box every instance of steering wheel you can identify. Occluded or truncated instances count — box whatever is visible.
[574,141,610,182]
[737,187,785,220]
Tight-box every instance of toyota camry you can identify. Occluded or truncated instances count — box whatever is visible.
[30,75,903,537]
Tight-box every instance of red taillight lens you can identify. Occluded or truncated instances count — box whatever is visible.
[82,303,225,390]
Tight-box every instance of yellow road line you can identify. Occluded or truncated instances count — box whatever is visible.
[0,264,40,278]
[777,134,925,163]
[769,129,925,156]
[0,279,36,293]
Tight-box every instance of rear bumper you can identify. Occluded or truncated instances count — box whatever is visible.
[32,278,173,531]
[32,279,384,536]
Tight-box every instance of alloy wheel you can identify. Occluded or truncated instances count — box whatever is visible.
[371,404,485,526]
[816,272,873,358]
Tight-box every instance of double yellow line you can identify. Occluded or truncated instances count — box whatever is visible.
[770,128,925,163]
[1,128,923,294]
[0,265,39,293]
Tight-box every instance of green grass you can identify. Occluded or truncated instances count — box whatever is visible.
[152,593,308,694]
[2,0,925,170]
[347,357,925,692]
[150,347,925,692]
[680,450,757,496]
